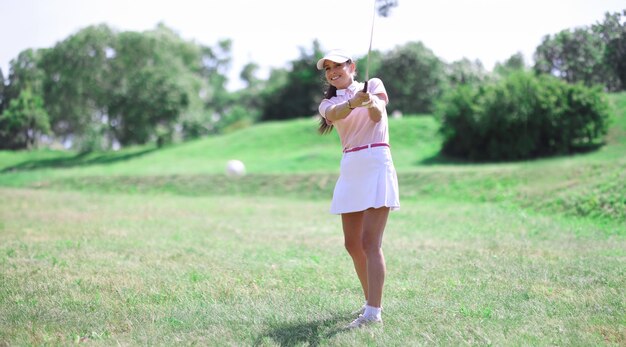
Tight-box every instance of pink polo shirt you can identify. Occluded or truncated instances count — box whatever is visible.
[318,78,390,151]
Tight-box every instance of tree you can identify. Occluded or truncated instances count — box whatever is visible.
[356,49,384,82]
[494,52,526,77]
[3,49,46,104]
[0,49,50,149]
[40,24,116,146]
[593,10,626,91]
[240,62,261,89]
[35,23,232,149]
[108,66,188,145]
[206,61,264,134]
[446,57,489,88]
[260,40,324,121]
[533,27,611,89]
[0,88,50,149]
[198,39,234,134]
[376,42,446,114]
[107,26,198,145]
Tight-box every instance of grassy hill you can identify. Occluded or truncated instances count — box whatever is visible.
[0,115,442,176]
[1,93,625,222]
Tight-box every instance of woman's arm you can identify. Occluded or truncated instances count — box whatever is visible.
[366,93,386,123]
[323,91,386,123]
[324,98,356,122]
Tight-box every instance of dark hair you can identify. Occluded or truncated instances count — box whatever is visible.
[318,84,337,134]
[317,59,353,135]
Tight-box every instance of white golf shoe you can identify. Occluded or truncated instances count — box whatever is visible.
[346,314,383,329]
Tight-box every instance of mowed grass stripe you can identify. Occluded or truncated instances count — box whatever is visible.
[29,152,626,223]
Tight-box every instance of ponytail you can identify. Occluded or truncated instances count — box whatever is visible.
[318,85,337,135]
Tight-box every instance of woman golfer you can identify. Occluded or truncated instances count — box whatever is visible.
[316,49,400,328]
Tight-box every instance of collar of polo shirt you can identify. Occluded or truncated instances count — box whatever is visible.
[336,81,364,96]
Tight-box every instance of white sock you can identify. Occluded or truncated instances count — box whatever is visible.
[364,305,382,319]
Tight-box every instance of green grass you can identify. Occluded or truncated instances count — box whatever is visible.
[1,188,624,345]
[0,92,625,345]
[2,95,624,221]
[0,115,442,177]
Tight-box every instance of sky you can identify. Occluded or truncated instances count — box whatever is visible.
[1,0,624,90]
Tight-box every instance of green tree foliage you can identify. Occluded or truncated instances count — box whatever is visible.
[0,49,50,149]
[188,38,233,136]
[376,42,446,114]
[211,62,263,133]
[0,88,50,149]
[592,10,626,91]
[259,67,289,113]
[40,25,116,148]
[239,62,261,89]
[214,104,257,134]
[533,27,608,87]
[260,41,324,121]
[356,49,384,81]
[533,10,626,92]
[446,58,489,88]
[3,49,46,108]
[3,10,623,152]
[493,52,526,77]
[35,23,231,149]
[107,25,218,145]
[436,71,610,161]
[109,65,189,145]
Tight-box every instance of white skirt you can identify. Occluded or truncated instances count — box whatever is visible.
[330,146,400,214]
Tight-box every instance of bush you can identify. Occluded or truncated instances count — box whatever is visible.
[436,71,611,161]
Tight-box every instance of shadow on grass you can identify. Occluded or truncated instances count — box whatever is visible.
[418,152,474,166]
[1,147,158,173]
[418,143,606,166]
[253,311,355,347]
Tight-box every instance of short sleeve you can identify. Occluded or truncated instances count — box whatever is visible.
[367,78,389,104]
[319,99,335,118]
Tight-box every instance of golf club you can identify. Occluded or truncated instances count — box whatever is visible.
[363,0,398,93]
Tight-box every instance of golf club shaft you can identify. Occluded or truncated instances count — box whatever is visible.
[363,0,377,93]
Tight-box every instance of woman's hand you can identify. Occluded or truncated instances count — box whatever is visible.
[347,91,384,122]
[327,92,385,123]
[351,90,372,107]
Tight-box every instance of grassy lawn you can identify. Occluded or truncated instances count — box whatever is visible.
[1,188,624,345]
[0,93,624,345]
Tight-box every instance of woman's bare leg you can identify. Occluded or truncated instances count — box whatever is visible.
[342,211,368,302]
[361,207,390,308]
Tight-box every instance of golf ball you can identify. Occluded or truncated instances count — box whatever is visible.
[225,159,246,177]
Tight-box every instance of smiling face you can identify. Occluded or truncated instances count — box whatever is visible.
[323,60,355,89]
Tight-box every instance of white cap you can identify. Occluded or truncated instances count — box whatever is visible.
[316,49,353,70]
